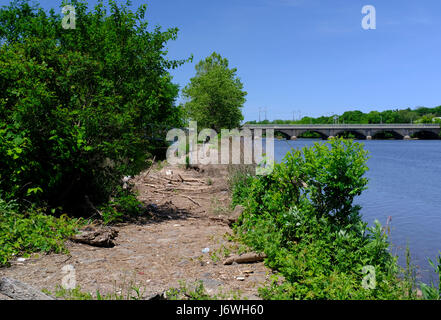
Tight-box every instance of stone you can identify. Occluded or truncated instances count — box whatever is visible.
[71,225,118,248]
[0,277,55,300]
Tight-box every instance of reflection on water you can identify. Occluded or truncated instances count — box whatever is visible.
[273,138,441,284]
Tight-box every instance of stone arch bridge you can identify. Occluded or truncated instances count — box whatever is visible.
[242,124,440,140]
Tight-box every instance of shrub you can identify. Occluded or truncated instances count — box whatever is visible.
[233,138,412,299]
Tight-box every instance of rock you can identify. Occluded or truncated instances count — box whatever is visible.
[236,276,245,281]
[201,278,223,290]
[71,225,118,248]
[0,277,55,300]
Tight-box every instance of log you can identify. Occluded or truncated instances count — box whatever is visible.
[0,277,55,300]
[223,252,267,265]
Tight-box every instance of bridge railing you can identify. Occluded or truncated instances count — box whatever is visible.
[242,123,440,129]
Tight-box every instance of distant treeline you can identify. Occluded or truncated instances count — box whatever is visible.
[246,106,441,125]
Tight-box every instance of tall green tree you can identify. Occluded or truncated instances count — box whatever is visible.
[0,0,189,213]
[182,52,247,132]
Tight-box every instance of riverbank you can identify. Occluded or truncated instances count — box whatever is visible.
[0,162,271,300]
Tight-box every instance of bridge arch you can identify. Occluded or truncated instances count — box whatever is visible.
[334,130,367,140]
[297,130,328,140]
[411,130,440,140]
[274,130,291,140]
[371,130,404,140]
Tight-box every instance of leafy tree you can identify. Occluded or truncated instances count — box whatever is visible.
[182,52,247,132]
[0,0,188,214]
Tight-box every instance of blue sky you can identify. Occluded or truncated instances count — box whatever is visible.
[9,0,441,122]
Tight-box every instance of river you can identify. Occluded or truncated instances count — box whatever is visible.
[273,138,441,285]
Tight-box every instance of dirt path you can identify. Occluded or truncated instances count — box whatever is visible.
[0,163,270,300]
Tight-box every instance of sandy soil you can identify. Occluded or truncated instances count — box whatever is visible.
[0,163,271,300]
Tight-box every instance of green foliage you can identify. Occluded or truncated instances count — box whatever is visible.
[182,52,247,132]
[227,164,255,207]
[165,281,213,300]
[419,252,441,300]
[99,186,144,224]
[232,138,412,299]
[0,198,83,266]
[247,106,441,126]
[0,0,188,214]
[45,283,145,300]
[165,280,243,300]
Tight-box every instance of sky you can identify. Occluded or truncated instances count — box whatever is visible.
[6,0,441,122]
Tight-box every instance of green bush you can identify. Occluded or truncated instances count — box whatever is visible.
[0,198,83,266]
[99,186,144,224]
[0,0,188,214]
[233,138,413,299]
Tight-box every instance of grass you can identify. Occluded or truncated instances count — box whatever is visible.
[43,279,243,300]
[165,280,244,300]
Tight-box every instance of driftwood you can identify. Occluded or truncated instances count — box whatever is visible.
[71,225,118,248]
[177,194,201,207]
[223,252,267,265]
[0,277,55,300]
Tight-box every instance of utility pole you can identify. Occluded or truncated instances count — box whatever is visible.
[264,107,267,121]
[258,107,261,122]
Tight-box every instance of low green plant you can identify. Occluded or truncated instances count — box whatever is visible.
[165,280,243,300]
[165,281,213,300]
[0,198,83,266]
[45,283,145,300]
[420,252,441,300]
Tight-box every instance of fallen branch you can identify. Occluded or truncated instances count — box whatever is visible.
[178,194,201,207]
